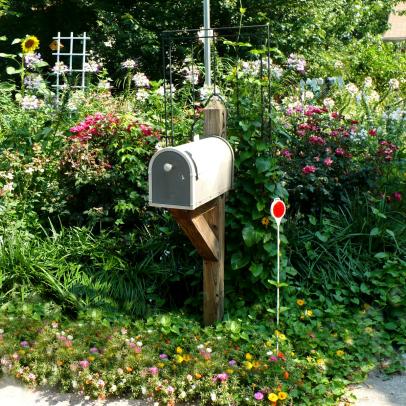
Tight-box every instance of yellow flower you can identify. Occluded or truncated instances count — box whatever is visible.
[194,373,202,379]
[252,361,261,368]
[304,309,313,317]
[21,35,40,54]
[158,362,165,368]
[336,350,345,357]
[87,356,95,362]
[245,352,253,360]
[261,216,269,226]
[278,391,288,400]
[296,299,305,306]
[176,346,183,354]
[175,354,184,363]
[243,361,253,370]
[268,393,278,402]
[184,354,193,362]
[226,368,234,374]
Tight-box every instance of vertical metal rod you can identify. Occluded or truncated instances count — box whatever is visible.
[69,32,73,72]
[260,56,264,137]
[213,36,217,95]
[276,221,280,352]
[56,32,61,103]
[82,33,87,90]
[162,34,168,146]
[267,24,272,142]
[168,40,174,145]
[203,0,211,86]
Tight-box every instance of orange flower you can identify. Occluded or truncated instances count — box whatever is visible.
[278,391,288,400]
[296,299,305,306]
[261,216,270,226]
[125,366,133,373]
[195,373,202,379]
[283,371,289,379]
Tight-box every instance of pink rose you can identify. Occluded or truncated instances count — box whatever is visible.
[302,165,317,174]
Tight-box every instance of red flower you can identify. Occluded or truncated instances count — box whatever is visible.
[368,129,377,137]
[140,124,153,136]
[302,165,317,174]
[393,192,402,202]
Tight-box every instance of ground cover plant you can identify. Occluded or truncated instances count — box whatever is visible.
[0,2,405,404]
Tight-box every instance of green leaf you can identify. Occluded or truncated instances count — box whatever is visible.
[374,252,388,259]
[315,231,328,242]
[6,66,23,75]
[11,38,21,44]
[0,53,15,59]
[370,227,380,236]
[255,157,271,173]
[309,215,317,226]
[0,36,6,41]
[231,251,250,270]
[0,82,15,91]
[360,283,370,294]
[385,229,396,239]
[242,225,262,247]
[372,207,386,219]
[249,263,263,278]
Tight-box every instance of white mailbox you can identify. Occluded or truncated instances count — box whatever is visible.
[149,136,234,210]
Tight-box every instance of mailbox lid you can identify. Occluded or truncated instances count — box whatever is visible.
[149,148,196,209]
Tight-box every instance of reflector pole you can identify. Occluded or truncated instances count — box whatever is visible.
[203,0,211,86]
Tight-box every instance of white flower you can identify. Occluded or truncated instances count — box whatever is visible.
[3,182,13,192]
[136,341,143,347]
[71,380,78,389]
[0,329,3,334]
[84,60,102,73]
[271,66,283,79]
[52,61,69,74]
[21,95,44,110]
[210,392,217,401]
[206,347,212,353]
[334,60,344,69]
[389,78,400,90]
[25,167,34,175]
[287,53,306,72]
[197,344,204,349]
[179,390,186,399]
[132,72,150,88]
[135,88,149,102]
[304,91,314,100]
[266,350,273,356]
[67,335,73,340]
[110,384,117,393]
[103,39,114,48]
[121,59,137,69]
[182,66,199,84]
[368,90,380,102]
[97,79,111,89]
[364,77,373,88]
[345,83,359,96]
[323,98,335,109]
[141,386,147,395]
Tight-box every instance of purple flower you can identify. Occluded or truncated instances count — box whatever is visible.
[228,359,237,366]
[149,367,159,375]
[269,355,278,362]
[254,392,264,400]
[159,353,168,359]
[20,341,29,348]
[213,373,228,382]
[166,385,175,394]
[89,347,99,354]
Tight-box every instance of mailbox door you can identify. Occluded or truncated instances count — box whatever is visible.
[150,150,192,208]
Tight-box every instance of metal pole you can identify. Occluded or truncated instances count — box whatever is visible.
[203,0,211,86]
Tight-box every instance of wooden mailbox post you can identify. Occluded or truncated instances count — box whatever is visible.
[170,99,227,325]
[149,98,228,325]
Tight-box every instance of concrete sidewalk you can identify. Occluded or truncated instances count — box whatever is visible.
[1,367,406,406]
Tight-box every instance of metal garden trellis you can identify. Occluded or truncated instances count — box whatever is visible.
[51,32,90,103]
[161,24,272,147]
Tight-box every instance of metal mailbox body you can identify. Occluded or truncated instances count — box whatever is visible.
[149,137,234,210]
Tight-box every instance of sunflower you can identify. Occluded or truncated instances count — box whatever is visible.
[21,35,40,54]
